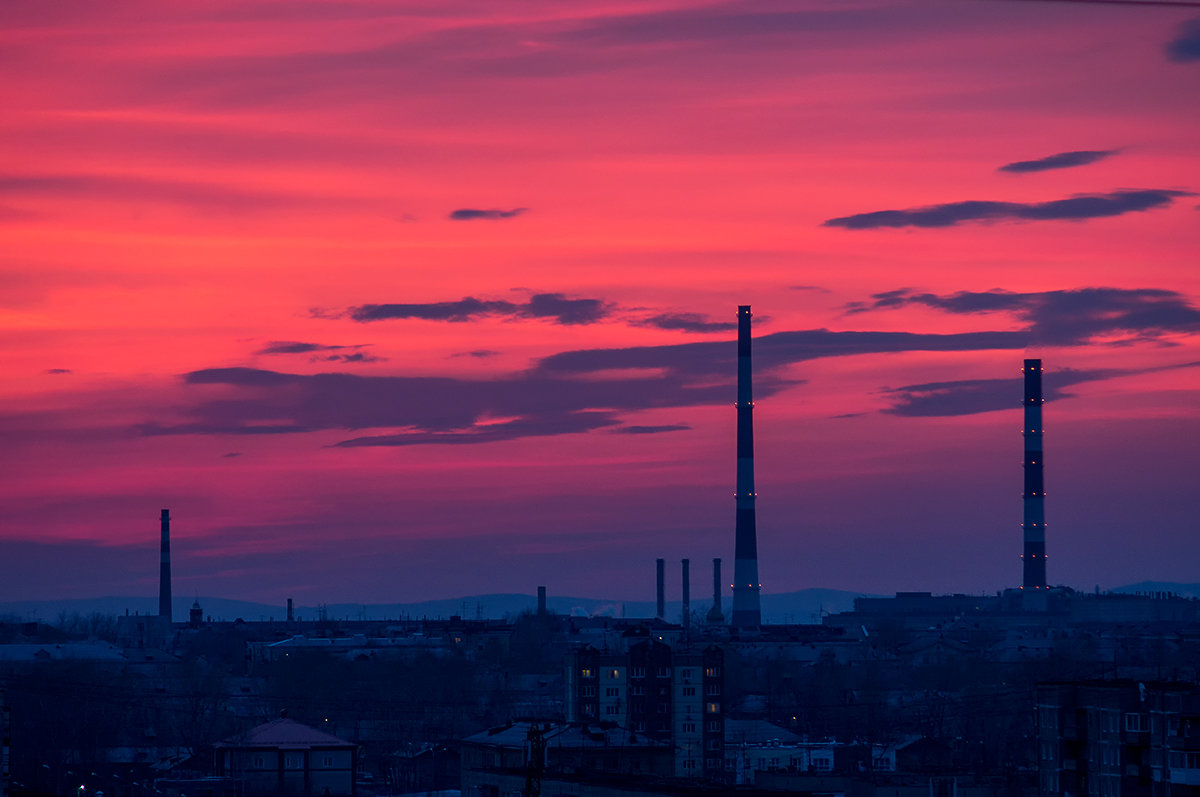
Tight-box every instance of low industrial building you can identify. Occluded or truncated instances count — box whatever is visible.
[215,717,357,796]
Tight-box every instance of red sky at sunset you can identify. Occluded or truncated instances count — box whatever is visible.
[2,0,1199,608]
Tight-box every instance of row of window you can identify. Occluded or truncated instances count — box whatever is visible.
[680,759,724,770]
[248,754,337,769]
[681,686,722,697]
[1040,707,1181,736]
[1170,751,1200,770]
[583,685,718,698]
[727,757,832,772]
[579,666,722,679]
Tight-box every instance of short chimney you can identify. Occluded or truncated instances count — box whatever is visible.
[682,558,691,631]
[656,558,666,620]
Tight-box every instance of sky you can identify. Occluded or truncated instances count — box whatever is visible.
[2,0,1199,607]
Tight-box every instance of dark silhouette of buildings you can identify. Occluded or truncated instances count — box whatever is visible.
[1037,680,1200,795]
[566,637,725,778]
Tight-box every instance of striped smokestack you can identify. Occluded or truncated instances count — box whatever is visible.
[1022,359,1047,592]
[706,558,724,624]
[656,558,666,619]
[159,509,172,622]
[731,305,762,628]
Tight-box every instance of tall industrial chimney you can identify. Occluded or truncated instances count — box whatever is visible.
[1022,359,1047,593]
[707,558,725,624]
[656,558,666,619]
[681,559,691,630]
[731,306,762,628]
[287,598,294,623]
[159,509,172,622]
[537,586,547,617]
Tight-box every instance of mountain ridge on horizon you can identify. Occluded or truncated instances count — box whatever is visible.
[1,588,871,624]
[4,581,1197,625]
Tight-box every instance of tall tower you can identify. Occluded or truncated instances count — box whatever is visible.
[731,305,762,628]
[159,508,173,622]
[1022,360,1047,593]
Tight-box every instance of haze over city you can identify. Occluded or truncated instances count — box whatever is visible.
[3,0,1199,607]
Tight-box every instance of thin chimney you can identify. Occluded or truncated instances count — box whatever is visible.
[537,586,547,617]
[681,558,691,631]
[159,509,172,622]
[656,558,666,620]
[287,598,294,623]
[731,306,762,628]
[707,558,725,625]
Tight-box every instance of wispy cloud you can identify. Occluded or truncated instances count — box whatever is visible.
[633,313,736,333]
[449,207,527,221]
[823,189,1190,229]
[135,285,1199,446]
[135,364,736,445]
[255,340,380,363]
[852,287,1200,345]
[612,424,691,434]
[337,411,620,447]
[882,361,1200,418]
[450,349,501,359]
[257,341,342,355]
[347,293,611,325]
[1166,17,1200,62]
[0,172,347,214]
[998,150,1117,174]
[133,325,1035,446]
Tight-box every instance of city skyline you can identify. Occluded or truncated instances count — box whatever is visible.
[2,1,1199,605]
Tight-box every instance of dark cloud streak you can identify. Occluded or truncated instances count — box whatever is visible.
[0,172,349,213]
[1166,18,1200,62]
[998,150,1117,173]
[857,287,1200,345]
[883,361,1200,417]
[137,288,1198,445]
[612,424,691,434]
[449,208,526,220]
[348,293,611,326]
[823,189,1189,229]
[634,313,737,333]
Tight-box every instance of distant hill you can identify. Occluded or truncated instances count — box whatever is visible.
[0,587,873,625]
[0,596,290,623]
[1108,581,1200,599]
